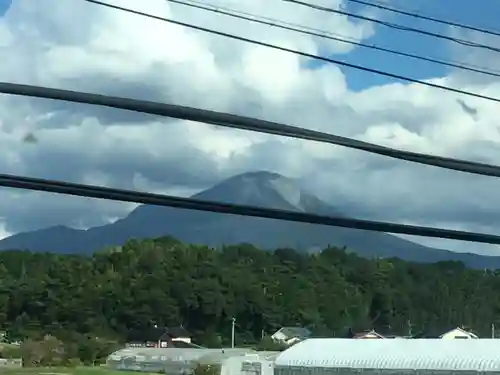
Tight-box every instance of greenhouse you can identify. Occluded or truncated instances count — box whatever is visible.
[197,350,279,366]
[274,338,500,374]
[107,346,257,374]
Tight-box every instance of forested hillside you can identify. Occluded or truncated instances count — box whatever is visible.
[1,237,500,348]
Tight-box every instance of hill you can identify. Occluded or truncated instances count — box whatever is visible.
[1,171,499,268]
[0,239,499,345]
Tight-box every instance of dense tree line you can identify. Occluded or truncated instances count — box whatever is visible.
[0,236,500,353]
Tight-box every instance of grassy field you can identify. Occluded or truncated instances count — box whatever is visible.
[0,366,129,375]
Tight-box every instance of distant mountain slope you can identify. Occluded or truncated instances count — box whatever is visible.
[1,171,500,268]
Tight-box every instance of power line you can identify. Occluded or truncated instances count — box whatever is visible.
[283,0,500,53]
[346,0,500,38]
[82,0,500,103]
[1,172,500,244]
[167,0,500,79]
[3,82,500,179]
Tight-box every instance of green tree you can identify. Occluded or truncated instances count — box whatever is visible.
[0,235,498,354]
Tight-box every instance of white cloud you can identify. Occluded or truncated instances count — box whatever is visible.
[0,219,9,240]
[0,0,500,255]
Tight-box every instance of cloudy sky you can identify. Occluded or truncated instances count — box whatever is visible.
[1,0,500,254]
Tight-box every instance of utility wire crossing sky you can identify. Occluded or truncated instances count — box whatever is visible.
[1,0,499,252]
[83,0,500,104]
[168,0,500,79]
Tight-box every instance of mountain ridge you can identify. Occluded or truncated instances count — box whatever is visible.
[1,171,500,268]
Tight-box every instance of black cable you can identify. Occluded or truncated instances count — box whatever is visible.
[3,82,500,179]
[167,0,500,79]
[1,172,499,244]
[283,0,500,54]
[82,0,500,103]
[346,0,500,38]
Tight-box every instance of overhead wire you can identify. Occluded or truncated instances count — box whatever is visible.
[4,82,500,179]
[1,172,500,244]
[2,1,496,246]
[166,0,500,79]
[345,0,500,38]
[282,0,500,53]
[82,0,500,104]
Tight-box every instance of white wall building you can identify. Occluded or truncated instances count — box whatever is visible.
[220,353,276,375]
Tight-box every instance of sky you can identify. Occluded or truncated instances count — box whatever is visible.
[1,0,500,254]
[343,0,500,89]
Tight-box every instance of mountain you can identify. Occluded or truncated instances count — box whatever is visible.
[1,170,500,268]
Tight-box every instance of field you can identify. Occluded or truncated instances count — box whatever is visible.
[0,367,130,375]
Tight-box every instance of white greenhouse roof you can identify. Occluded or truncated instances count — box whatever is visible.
[108,347,255,363]
[274,338,500,372]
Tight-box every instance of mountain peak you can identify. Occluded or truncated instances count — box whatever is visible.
[231,170,285,181]
[195,170,305,210]
[2,170,499,269]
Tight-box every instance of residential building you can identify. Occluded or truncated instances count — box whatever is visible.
[271,326,311,346]
[125,326,192,348]
[439,327,478,339]
[353,330,385,339]
[411,326,479,339]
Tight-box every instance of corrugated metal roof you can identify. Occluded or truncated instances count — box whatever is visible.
[274,338,500,371]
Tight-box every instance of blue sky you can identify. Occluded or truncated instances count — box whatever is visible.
[343,0,500,89]
[0,0,498,91]
[0,0,8,15]
[0,0,499,253]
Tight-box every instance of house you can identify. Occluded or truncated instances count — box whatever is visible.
[271,326,311,345]
[412,326,479,339]
[125,326,192,348]
[439,327,478,339]
[353,329,385,339]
